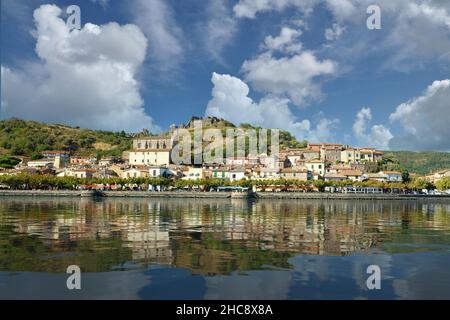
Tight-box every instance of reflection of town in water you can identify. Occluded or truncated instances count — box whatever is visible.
[1,198,449,275]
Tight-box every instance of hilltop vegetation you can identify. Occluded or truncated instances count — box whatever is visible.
[0,118,133,159]
[383,151,450,175]
[178,118,307,150]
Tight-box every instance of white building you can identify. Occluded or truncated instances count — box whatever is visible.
[227,168,247,182]
[363,171,403,183]
[380,171,403,182]
[149,166,172,178]
[182,167,206,180]
[27,159,54,168]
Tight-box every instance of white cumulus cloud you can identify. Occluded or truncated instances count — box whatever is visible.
[204,72,338,142]
[353,107,393,150]
[241,51,337,107]
[0,4,158,132]
[389,79,450,151]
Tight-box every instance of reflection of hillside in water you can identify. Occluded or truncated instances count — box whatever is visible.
[0,198,449,274]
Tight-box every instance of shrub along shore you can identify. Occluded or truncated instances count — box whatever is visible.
[0,173,449,192]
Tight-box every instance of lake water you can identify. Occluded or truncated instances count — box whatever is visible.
[0,197,449,300]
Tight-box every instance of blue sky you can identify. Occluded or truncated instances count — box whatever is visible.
[1,0,450,151]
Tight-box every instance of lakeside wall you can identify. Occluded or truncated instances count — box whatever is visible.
[1,190,450,201]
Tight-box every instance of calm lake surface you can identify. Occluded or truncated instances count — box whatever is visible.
[0,196,449,300]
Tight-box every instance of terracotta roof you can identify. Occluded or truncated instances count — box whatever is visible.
[340,170,363,176]
[280,168,309,173]
[324,173,347,179]
[329,165,352,170]
[73,168,97,173]
[365,173,386,179]
[306,159,324,163]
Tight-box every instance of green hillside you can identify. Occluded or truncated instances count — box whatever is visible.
[383,151,450,175]
[0,118,133,159]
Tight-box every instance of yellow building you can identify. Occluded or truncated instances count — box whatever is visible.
[360,148,383,163]
[340,148,361,164]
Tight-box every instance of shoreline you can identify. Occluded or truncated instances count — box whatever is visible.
[1,190,450,201]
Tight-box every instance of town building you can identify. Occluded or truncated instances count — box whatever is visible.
[129,135,172,166]
[305,159,326,176]
[251,167,280,180]
[360,148,383,162]
[182,167,206,180]
[70,156,93,166]
[362,171,403,183]
[58,168,96,179]
[99,157,116,167]
[285,148,321,165]
[149,166,172,178]
[211,167,247,181]
[380,171,403,182]
[423,169,450,183]
[324,170,363,181]
[341,148,361,164]
[227,168,247,182]
[122,167,150,179]
[279,168,311,180]
[41,150,71,160]
[259,154,279,168]
[27,159,54,168]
